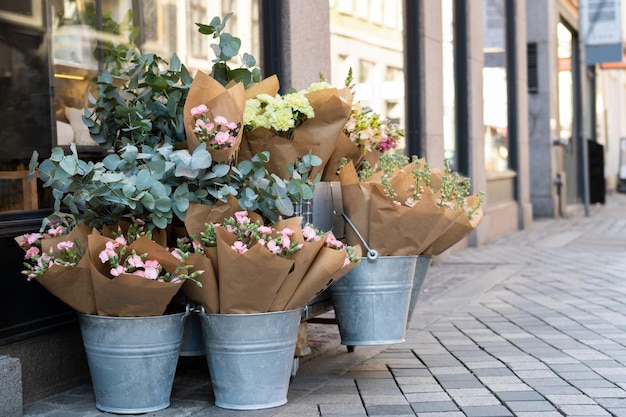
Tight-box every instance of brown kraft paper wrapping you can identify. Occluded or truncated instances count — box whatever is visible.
[368,185,462,256]
[32,223,96,314]
[182,252,220,313]
[184,196,262,238]
[322,132,364,181]
[284,244,362,310]
[36,255,96,314]
[101,221,168,247]
[421,195,484,256]
[87,233,184,317]
[268,217,324,311]
[215,226,294,314]
[339,161,372,250]
[240,127,321,178]
[298,87,351,179]
[183,71,245,163]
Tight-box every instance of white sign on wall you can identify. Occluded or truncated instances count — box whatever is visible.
[582,0,622,44]
[581,0,625,63]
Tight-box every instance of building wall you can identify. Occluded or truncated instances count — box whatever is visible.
[527,0,561,217]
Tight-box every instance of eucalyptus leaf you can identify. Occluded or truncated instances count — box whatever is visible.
[276,196,294,216]
[59,157,78,175]
[155,197,171,212]
[140,193,155,210]
[135,169,154,190]
[102,154,121,170]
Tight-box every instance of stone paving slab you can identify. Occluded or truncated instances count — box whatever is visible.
[22,194,626,416]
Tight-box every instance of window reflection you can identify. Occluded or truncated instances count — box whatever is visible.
[329,0,406,152]
[442,0,456,169]
[52,0,134,146]
[557,22,573,142]
[483,0,509,172]
[0,18,51,211]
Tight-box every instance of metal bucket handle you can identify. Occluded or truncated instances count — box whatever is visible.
[184,302,199,322]
[329,183,378,260]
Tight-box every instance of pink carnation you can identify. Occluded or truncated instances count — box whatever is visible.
[231,241,248,254]
[143,260,160,280]
[266,240,281,254]
[191,104,208,116]
[56,241,74,251]
[110,265,124,277]
[22,233,42,246]
[127,254,144,268]
[214,115,228,125]
[258,226,272,236]
[25,246,40,259]
[302,226,320,242]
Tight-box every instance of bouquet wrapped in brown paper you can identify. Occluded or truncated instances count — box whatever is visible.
[420,162,485,256]
[321,71,404,180]
[86,228,205,317]
[182,210,360,314]
[17,215,96,314]
[183,70,245,163]
[239,78,350,179]
[338,156,484,257]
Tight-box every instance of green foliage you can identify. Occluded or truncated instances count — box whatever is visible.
[85,52,192,151]
[196,13,262,87]
[30,12,320,230]
[31,144,322,229]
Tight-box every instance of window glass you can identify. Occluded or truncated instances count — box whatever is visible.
[0,6,52,212]
[329,1,406,152]
[557,22,573,142]
[52,0,134,147]
[442,0,456,168]
[483,0,509,172]
[185,0,260,73]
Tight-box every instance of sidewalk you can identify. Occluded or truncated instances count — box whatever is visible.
[24,194,626,417]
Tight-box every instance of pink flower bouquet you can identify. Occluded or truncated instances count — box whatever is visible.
[183,70,245,163]
[87,231,204,317]
[17,217,96,314]
[181,209,360,314]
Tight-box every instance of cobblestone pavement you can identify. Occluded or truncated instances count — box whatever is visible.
[23,194,626,417]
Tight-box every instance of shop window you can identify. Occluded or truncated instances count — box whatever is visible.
[442,0,456,169]
[0,5,52,213]
[483,0,509,173]
[329,0,405,153]
[52,0,135,148]
[186,0,260,72]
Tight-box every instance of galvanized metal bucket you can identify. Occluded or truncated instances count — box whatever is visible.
[200,308,301,410]
[407,255,434,323]
[78,312,185,414]
[329,256,417,345]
